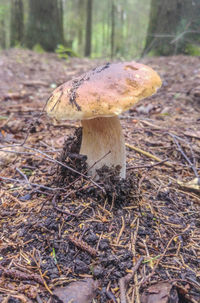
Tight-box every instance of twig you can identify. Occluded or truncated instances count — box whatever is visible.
[22,145,105,192]
[16,168,32,189]
[119,257,144,303]
[63,150,111,191]
[31,251,53,295]
[0,176,60,191]
[104,289,117,302]
[87,150,111,172]
[127,159,168,170]
[131,218,139,256]
[134,272,140,303]
[169,133,199,178]
[125,143,173,167]
[171,30,199,44]
[52,194,78,217]
[116,216,125,244]
[140,119,166,130]
[0,143,105,192]
[67,235,98,257]
[131,218,140,302]
[0,265,44,285]
[0,145,105,193]
[53,205,78,217]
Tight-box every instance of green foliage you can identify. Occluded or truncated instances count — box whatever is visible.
[185,44,200,56]
[33,43,45,53]
[176,18,188,36]
[12,42,24,49]
[0,1,10,49]
[0,0,151,58]
[0,5,6,18]
[64,0,150,59]
[55,44,78,59]
[144,0,200,56]
[2,0,200,58]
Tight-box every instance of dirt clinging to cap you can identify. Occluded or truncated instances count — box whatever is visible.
[68,62,110,111]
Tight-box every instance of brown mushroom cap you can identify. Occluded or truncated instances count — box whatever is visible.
[45,61,162,121]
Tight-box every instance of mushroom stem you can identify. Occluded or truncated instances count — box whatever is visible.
[80,116,126,178]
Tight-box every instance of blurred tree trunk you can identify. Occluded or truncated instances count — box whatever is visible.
[144,0,200,56]
[10,0,24,47]
[58,0,64,45]
[25,0,64,52]
[115,3,125,57]
[102,13,106,51]
[110,0,115,58]
[84,0,93,57]
[77,0,85,55]
[106,1,110,52]
[0,19,6,48]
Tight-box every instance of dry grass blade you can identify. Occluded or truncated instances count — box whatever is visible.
[125,143,173,167]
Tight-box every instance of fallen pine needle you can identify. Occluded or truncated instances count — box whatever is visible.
[116,216,125,245]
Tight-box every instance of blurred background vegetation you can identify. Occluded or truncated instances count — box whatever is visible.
[0,0,200,59]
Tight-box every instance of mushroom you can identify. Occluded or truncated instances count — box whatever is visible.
[45,62,162,178]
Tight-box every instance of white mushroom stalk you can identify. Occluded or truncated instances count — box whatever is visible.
[80,116,126,178]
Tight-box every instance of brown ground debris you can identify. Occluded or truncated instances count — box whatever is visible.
[0,49,199,302]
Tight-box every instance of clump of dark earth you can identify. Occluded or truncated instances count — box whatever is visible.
[91,165,139,206]
[56,127,139,207]
[56,127,87,184]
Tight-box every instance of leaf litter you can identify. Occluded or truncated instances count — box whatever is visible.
[0,49,200,302]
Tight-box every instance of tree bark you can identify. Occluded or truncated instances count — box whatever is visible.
[144,0,200,56]
[58,0,64,45]
[77,0,85,55]
[110,0,115,58]
[25,0,64,52]
[84,0,93,57]
[0,19,6,49]
[10,0,24,47]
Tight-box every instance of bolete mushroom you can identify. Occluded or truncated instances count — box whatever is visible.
[45,62,162,178]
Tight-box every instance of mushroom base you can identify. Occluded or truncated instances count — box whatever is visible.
[80,116,126,178]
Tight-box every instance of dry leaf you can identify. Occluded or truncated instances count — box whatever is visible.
[141,282,179,303]
[53,278,99,303]
[177,178,200,193]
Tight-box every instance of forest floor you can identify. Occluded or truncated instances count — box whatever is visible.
[0,49,200,303]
